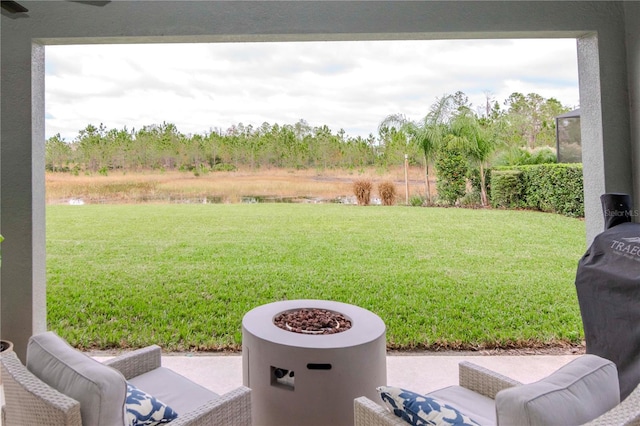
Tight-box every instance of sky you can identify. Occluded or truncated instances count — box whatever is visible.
[45,38,579,141]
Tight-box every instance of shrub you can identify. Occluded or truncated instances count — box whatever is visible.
[490,163,583,217]
[435,147,467,206]
[459,191,481,207]
[212,163,237,172]
[409,195,425,207]
[529,148,557,164]
[193,164,210,177]
[490,170,523,208]
[378,181,397,206]
[353,179,373,206]
[493,147,557,166]
[463,168,485,207]
[520,163,584,217]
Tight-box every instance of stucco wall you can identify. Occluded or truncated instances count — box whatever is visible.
[1,1,637,358]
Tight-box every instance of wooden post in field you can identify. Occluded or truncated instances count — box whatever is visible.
[404,154,409,205]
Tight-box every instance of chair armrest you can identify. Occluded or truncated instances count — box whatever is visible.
[459,361,522,399]
[1,351,82,426]
[171,386,252,426]
[102,345,162,379]
[583,383,640,426]
[354,396,406,426]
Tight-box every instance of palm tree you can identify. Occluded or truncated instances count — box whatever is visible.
[447,107,501,206]
[379,95,455,205]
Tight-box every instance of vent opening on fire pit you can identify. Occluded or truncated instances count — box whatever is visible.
[273,308,352,335]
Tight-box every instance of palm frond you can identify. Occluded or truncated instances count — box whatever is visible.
[378,113,409,133]
[426,94,456,125]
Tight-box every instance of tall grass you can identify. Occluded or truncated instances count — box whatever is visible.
[378,181,398,206]
[46,204,586,352]
[46,168,427,205]
[353,180,373,205]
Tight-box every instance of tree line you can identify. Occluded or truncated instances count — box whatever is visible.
[46,121,380,174]
[46,90,572,203]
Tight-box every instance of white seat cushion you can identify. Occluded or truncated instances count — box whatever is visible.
[128,366,219,415]
[430,385,497,425]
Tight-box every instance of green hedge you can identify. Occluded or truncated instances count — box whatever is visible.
[490,170,523,209]
[490,163,584,217]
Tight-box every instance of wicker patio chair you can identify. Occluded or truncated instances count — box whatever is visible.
[1,332,251,426]
[355,355,640,426]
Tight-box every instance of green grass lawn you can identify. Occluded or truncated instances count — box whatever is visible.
[46,203,586,352]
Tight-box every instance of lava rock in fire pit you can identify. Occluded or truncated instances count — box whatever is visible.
[274,308,352,334]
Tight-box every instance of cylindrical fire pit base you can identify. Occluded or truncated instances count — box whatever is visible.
[242,299,386,426]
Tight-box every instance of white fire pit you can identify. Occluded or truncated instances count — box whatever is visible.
[242,299,386,426]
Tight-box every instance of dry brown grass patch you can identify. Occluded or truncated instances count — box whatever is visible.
[352,179,373,206]
[378,181,397,206]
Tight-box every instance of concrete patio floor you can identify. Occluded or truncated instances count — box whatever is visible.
[93,352,580,395]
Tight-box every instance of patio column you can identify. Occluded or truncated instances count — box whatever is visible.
[0,36,47,361]
[578,28,633,245]
[625,2,640,217]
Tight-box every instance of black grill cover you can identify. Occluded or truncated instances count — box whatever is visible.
[575,194,640,400]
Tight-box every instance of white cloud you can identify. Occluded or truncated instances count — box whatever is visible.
[45,39,579,141]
